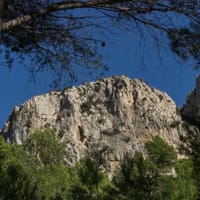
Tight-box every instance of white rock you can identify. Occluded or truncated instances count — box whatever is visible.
[1,75,188,174]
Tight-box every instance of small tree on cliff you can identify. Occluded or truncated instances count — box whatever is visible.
[1,1,200,85]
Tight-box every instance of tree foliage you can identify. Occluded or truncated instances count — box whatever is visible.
[0,129,71,200]
[69,157,114,200]
[173,158,197,200]
[113,152,158,200]
[113,136,196,200]
[145,136,177,169]
[22,129,70,199]
[0,136,36,199]
[181,125,200,199]
[23,128,67,167]
[0,132,198,199]
[68,144,114,200]
[1,0,200,85]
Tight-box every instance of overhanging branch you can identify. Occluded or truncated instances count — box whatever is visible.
[0,0,119,32]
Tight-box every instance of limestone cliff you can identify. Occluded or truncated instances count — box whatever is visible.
[182,75,200,124]
[1,76,189,173]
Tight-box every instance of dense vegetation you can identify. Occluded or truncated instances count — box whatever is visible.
[0,129,198,199]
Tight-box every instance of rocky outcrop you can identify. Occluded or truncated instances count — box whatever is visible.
[182,75,200,125]
[1,76,189,173]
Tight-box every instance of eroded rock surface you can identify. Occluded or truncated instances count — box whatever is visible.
[1,76,188,173]
[182,75,200,125]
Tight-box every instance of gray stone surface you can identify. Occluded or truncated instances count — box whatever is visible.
[1,75,189,174]
[182,75,200,124]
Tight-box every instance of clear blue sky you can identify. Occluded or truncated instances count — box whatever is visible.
[0,31,199,129]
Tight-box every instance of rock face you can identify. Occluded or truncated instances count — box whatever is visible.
[1,76,188,173]
[182,75,200,124]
